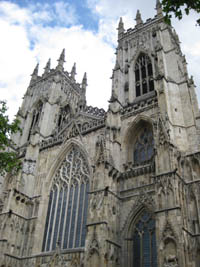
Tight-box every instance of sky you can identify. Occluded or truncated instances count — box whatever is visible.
[0,0,200,120]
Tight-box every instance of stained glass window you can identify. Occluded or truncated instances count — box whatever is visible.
[133,127,154,164]
[133,210,157,267]
[42,145,90,252]
[135,53,154,97]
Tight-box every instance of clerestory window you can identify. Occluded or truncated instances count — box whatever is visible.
[133,127,154,164]
[135,53,154,97]
[132,210,157,267]
[42,145,90,251]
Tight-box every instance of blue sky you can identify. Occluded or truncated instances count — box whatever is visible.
[0,0,200,120]
[8,0,99,30]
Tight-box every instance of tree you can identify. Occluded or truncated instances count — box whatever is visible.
[161,0,200,25]
[0,101,21,175]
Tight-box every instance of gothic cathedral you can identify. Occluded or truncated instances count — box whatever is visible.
[1,2,200,267]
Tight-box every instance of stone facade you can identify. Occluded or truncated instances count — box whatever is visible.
[1,3,200,267]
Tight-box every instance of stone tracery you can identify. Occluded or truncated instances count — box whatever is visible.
[42,145,90,252]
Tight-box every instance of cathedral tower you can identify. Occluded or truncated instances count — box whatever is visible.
[0,2,200,267]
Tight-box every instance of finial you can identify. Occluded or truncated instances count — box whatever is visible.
[135,10,143,25]
[114,59,120,71]
[43,58,51,76]
[71,63,76,80]
[31,63,39,77]
[30,63,39,85]
[117,17,125,39]
[173,29,180,43]
[56,48,65,71]
[82,72,87,90]
[156,0,163,16]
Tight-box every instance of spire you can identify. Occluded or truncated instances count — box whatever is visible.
[117,17,124,39]
[43,58,51,76]
[30,63,39,85]
[156,0,163,16]
[70,63,76,80]
[135,10,143,26]
[82,72,87,90]
[56,49,65,71]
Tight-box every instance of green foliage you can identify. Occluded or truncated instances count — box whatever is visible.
[0,101,22,175]
[161,0,200,25]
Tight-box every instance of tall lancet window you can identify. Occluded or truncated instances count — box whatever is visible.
[42,145,90,252]
[132,210,157,267]
[135,53,154,97]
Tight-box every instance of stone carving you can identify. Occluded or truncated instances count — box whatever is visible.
[82,106,105,118]
[163,256,179,267]
[90,191,104,211]
[40,113,105,151]
[95,134,107,165]
[121,92,158,118]
[162,220,177,240]
[88,238,100,259]
[156,116,170,146]
[156,174,174,195]
[22,160,36,175]
[161,220,179,267]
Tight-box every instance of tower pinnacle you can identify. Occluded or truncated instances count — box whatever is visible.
[32,63,39,76]
[135,10,143,25]
[56,49,65,71]
[156,0,163,16]
[43,58,51,76]
[117,17,124,39]
[30,63,39,85]
[82,72,87,90]
[71,63,76,80]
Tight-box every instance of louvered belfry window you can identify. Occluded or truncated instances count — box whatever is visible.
[135,53,154,97]
[134,127,154,164]
[42,145,90,251]
[133,210,157,267]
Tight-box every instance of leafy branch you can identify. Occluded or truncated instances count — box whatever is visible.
[161,0,200,25]
[0,101,22,175]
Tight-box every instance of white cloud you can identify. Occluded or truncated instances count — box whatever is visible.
[0,0,200,122]
[54,2,78,25]
[0,1,115,120]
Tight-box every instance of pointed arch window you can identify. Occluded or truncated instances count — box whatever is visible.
[42,145,90,251]
[134,126,154,164]
[132,210,157,267]
[135,53,154,97]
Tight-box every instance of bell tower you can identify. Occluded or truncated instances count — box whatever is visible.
[12,49,88,196]
[109,3,200,154]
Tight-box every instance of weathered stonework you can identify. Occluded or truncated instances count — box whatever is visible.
[1,4,200,267]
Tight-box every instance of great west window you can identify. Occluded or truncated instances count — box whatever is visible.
[42,145,90,251]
